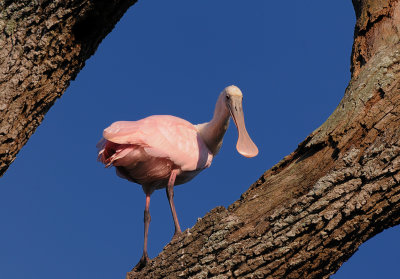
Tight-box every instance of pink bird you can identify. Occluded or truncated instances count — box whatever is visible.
[97,85,258,268]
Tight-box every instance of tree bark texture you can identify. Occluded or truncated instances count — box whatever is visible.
[128,0,400,278]
[0,0,137,176]
[1,0,399,278]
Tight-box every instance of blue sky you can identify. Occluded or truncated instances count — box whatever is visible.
[1,1,399,278]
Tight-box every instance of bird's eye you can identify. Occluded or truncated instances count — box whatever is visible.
[226,95,230,100]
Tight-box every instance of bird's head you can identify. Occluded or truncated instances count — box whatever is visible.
[223,85,259,158]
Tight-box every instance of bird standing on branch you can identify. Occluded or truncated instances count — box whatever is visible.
[97,85,258,268]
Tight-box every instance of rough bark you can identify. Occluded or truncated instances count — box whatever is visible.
[128,1,400,278]
[1,0,399,278]
[0,0,137,176]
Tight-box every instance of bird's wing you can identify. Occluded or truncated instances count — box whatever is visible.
[102,115,212,171]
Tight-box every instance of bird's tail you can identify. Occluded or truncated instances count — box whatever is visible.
[97,138,135,168]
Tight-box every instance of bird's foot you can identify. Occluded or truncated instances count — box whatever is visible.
[171,230,183,243]
[132,254,150,271]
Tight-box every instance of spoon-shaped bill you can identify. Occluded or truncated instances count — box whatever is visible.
[229,98,259,158]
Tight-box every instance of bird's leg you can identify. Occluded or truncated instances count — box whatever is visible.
[166,169,181,236]
[134,193,151,270]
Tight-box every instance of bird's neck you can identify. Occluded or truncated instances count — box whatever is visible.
[197,94,230,155]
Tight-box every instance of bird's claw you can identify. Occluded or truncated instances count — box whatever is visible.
[133,254,150,271]
[170,230,183,243]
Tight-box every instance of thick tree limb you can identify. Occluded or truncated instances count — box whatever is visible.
[0,0,137,176]
[1,0,399,278]
[128,0,400,278]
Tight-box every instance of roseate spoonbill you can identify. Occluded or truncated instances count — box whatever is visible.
[97,85,258,268]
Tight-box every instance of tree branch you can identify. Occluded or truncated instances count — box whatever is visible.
[128,0,400,278]
[1,0,399,278]
[0,0,137,176]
